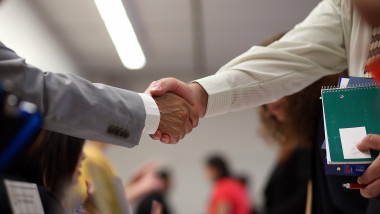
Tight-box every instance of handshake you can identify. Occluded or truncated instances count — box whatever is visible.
[145,78,208,144]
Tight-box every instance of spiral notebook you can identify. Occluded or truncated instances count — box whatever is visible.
[322,83,380,164]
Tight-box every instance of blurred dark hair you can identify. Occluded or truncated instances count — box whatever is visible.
[206,155,230,180]
[5,129,85,199]
[236,174,249,187]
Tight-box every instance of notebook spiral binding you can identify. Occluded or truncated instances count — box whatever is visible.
[322,83,379,93]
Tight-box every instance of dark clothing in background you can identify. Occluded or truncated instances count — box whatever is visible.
[264,146,312,214]
[136,192,171,214]
[311,108,374,214]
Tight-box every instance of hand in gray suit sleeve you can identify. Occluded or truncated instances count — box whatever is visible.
[0,42,145,147]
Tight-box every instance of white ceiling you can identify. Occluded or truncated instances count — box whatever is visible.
[28,0,320,89]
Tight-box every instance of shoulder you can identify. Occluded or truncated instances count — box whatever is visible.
[0,41,26,63]
[215,178,243,193]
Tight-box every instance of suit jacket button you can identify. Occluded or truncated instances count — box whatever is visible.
[121,130,130,138]
[107,125,116,134]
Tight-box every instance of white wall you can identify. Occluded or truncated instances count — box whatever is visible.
[0,0,80,74]
[106,108,277,214]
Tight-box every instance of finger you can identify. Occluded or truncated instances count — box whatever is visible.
[179,126,186,140]
[186,102,199,128]
[160,134,170,144]
[150,78,181,96]
[144,81,158,94]
[360,178,380,198]
[149,130,162,140]
[85,180,90,190]
[358,156,380,185]
[163,134,179,145]
[164,134,178,145]
[184,118,193,135]
[86,180,94,194]
[357,134,380,151]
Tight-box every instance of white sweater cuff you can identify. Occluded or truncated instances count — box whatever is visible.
[193,74,232,117]
[138,93,160,134]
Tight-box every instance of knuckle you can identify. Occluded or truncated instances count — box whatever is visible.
[180,111,188,120]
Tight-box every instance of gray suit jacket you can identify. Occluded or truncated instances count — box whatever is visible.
[0,41,146,147]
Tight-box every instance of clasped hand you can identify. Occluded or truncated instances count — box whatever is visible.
[145,78,208,144]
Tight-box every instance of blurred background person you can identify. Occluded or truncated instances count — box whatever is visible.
[352,0,380,27]
[73,141,164,208]
[136,169,173,214]
[205,154,251,214]
[235,174,257,214]
[0,130,86,214]
[258,71,348,214]
[256,33,348,214]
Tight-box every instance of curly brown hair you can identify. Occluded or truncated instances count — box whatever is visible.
[258,71,347,151]
[257,33,348,161]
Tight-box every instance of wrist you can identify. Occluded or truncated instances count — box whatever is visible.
[189,83,208,117]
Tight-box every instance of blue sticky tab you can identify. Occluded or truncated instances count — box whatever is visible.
[321,140,326,149]
[338,76,375,87]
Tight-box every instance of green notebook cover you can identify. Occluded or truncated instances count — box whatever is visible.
[322,85,380,164]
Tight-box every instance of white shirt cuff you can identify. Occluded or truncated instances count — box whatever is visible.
[138,93,160,134]
[193,74,232,117]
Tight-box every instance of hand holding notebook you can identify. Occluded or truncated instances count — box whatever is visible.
[321,83,380,164]
[356,134,380,198]
[321,73,380,197]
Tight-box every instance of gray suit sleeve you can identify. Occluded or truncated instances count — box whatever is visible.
[0,42,146,148]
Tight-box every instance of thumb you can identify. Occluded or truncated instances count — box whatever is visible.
[147,78,203,116]
[86,180,94,194]
[151,78,198,107]
[144,81,159,95]
[149,78,181,96]
[357,134,380,151]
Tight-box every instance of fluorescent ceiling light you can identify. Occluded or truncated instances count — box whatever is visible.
[93,0,146,70]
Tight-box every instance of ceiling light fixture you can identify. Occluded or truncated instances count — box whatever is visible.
[93,0,146,70]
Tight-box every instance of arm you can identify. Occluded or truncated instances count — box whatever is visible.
[149,0,347,119]
[125,162,163,204]
[0,42,197,146]
[195,0,347,117]
[0,42,144,147]
[147,0,347,141]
